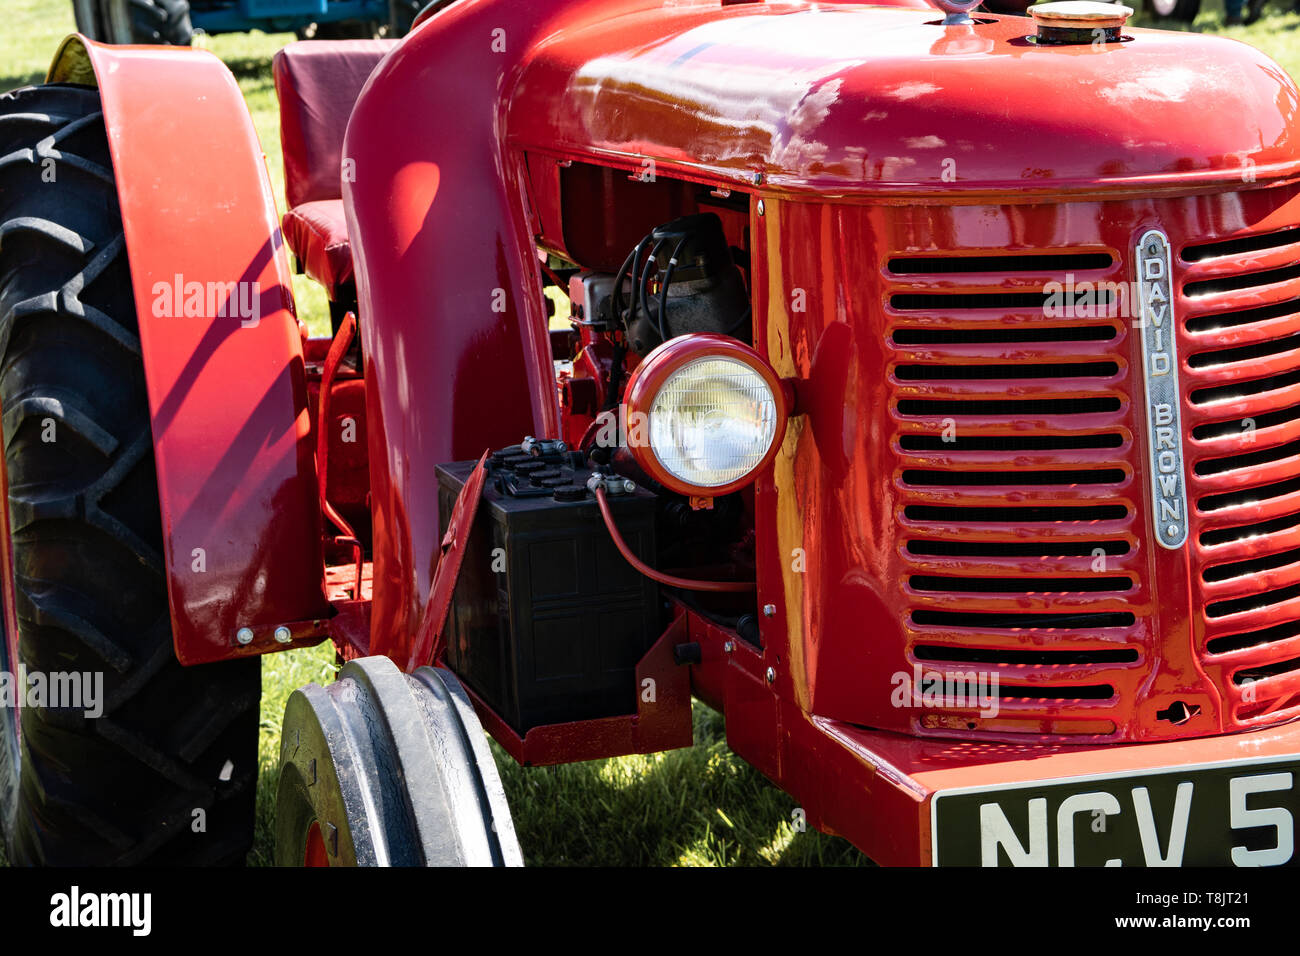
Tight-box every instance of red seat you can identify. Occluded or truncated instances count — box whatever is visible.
[282,200,354,298]
[273,40,397,301]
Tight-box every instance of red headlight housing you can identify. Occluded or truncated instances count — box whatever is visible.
[622,334,789,497]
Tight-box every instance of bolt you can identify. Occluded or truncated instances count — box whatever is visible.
[324,821,339,856]
[756,199,766,217]
[274,626,292,644]
[762,603,776,617]
[752,171,764,185]
[236,627,254,645]
[622,479,636,493]
[766,666,776,684]
[723,640,735,654]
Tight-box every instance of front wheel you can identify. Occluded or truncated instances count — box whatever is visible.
[276,656,522,866]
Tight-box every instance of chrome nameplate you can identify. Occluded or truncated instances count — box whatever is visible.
[1136,229,1187,550]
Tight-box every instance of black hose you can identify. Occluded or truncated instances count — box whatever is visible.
[657,236,689,343]
[639,238,666,342]
[612,238,648,327]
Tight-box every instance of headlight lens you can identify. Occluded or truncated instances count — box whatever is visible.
[646,356,779,489]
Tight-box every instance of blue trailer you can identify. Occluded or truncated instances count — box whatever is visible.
[71,0,426,44]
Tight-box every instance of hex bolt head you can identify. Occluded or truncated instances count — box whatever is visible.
[622,479,636,493]
[765,667,776,684]
[235,627,254,645]
[274,626,292,644]
[762,603,776,617]
[757,199,766,216]
[723,640,735,654]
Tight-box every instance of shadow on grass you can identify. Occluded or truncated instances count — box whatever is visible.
[491,703,871,867]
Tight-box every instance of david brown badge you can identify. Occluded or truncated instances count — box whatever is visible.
[1136,229,1188,549]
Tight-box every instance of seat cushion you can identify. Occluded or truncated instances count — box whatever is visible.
[273,39,398,209]
[283,200,354,300]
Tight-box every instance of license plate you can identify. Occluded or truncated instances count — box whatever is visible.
[931,754,1299,866]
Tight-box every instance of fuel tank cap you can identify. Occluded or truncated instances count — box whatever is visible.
[1030,1,1133,44]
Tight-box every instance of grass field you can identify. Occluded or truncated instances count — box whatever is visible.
[2,0,1300,866]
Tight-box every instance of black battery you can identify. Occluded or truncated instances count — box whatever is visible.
[436,444,660,734]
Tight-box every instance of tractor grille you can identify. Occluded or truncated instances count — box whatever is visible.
[888,250,1145,740]
[1183,225,1300,727]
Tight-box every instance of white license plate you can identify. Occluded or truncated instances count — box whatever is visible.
[931,755,1299,866]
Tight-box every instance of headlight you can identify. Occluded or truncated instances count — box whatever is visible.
[623,334,788,497]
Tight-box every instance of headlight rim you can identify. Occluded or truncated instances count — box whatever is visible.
[623,333,788,497]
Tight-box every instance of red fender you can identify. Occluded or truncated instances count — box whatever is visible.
[48,36,330,665]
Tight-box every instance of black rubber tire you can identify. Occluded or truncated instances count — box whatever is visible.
[1145,0,1202,20]
[387,0,423,36]
[128,0,194,45]
[0,84,260,865]
[298,19,382,40]
[276,657,522,866]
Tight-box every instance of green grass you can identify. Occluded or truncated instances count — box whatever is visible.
[4,0,1300,867]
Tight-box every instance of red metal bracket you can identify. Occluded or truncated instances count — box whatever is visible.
[405,450,490,672]
[468,615,695,766]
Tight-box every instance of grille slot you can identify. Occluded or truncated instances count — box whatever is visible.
[1190,368,1300,405]
[895,361,1118,381]
[1184,262,1300,298]
[1185,297,1300,333]
[910,575,1132,593]
[889,252,1114,273]
[905,504,1127,523]
[1192,401,1300,441]
[899,433,1123,452]
[892,326,1117,345]
[1200,511,1300,548]
[902,468,1126,486]
[1188,330,1300,369]
[1234,657,1300,684]
[995,685,1116,700]
[1207,619,1300,655]
[906,539,1130,558]
[911,610,1135,629]
[897,396,1121,417]
[1207,582,1300,619]
[1203,547,1300,584]
[1182,226,1300,262]
[913,645,1139,665]
[892,290,1114,311]
[1194,439,1300,477]
[1198,475,1300,513]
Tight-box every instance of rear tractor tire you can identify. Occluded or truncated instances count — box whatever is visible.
[72,0,194,45]
[276,656,522,866]
[0,84,260,865]
[1144,0,1203,21]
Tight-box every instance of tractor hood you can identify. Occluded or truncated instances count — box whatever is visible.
[508,3,1300,197]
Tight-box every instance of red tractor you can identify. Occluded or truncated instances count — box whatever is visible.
[2,0,1299,867]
